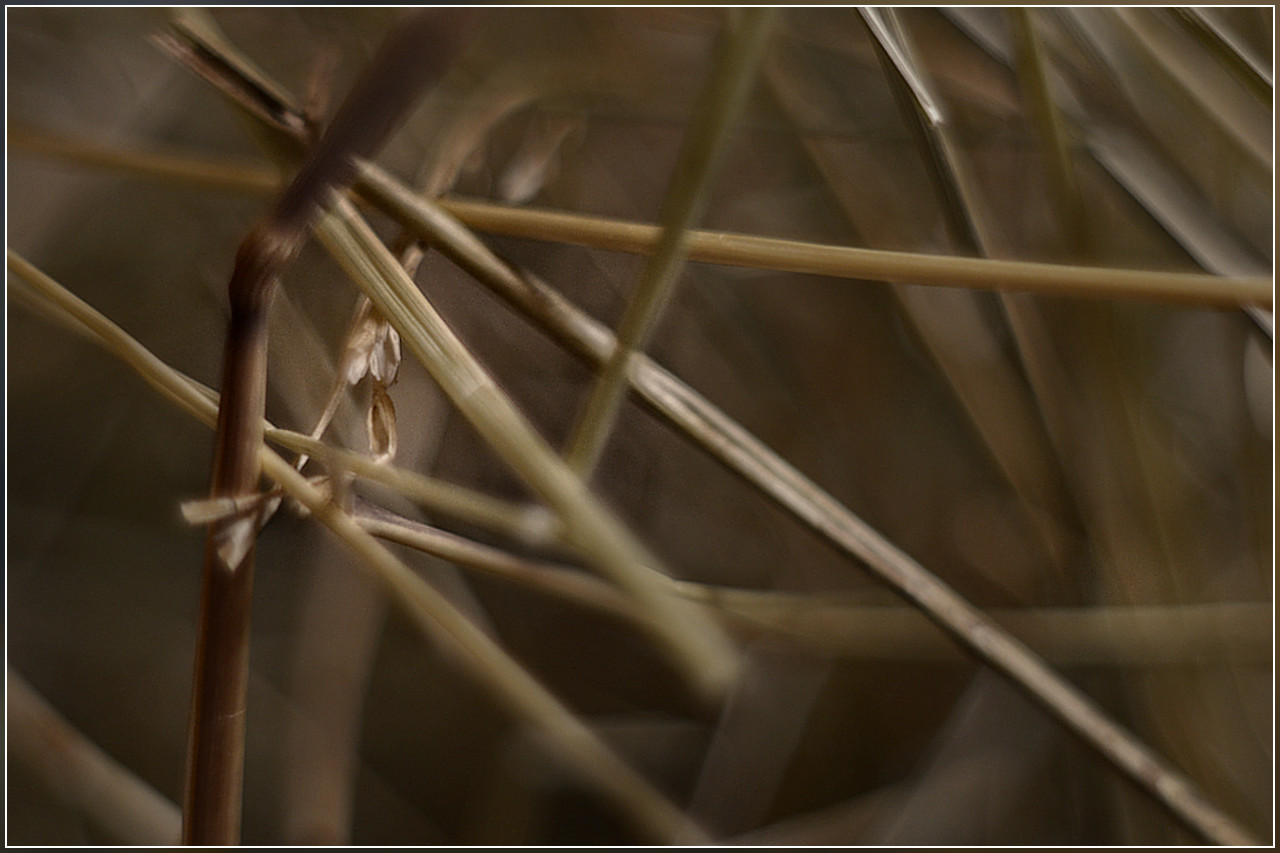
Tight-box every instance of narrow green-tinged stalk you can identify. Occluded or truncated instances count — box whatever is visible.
[563,8,776,475]
[1009,8,1086,250]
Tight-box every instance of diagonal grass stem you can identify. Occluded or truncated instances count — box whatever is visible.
[563,8,776,476]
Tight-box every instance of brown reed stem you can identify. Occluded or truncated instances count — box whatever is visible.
[181,11,472,844]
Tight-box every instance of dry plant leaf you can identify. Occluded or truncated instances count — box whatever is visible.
[182,492,284,573]
[368,320,402,386]
[343,311,402,386]
[367,382,399,463]
[180,493,276,525]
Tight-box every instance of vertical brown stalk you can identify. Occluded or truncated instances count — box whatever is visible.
[181,10,473,844]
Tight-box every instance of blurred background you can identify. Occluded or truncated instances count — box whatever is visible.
[6,7,1273,845]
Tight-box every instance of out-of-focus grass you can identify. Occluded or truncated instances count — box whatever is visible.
[6,7,1272,845]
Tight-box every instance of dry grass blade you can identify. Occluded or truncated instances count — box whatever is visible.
[8,9,1269,846]
[356,499,1270,667]
[859,7,989,251]
[269,428,552,545]
[429,198,1273,307]
[8,125,279,194]
[11,252,1269,680]
[1109,8,1270,170]
[349,174,1261,845]
[180,11,474,844]
[1173,7,1273,100]
[7,246,545,546]
[254,443,713,845]
[854,7,1080,581]
[350,501,639,624]
[7,668,182,845]
[313,198,741,701]
[4,250,709,844]
[946,10,1272,287]
[9,125,1269,308]
[564,8,776,475]
[1009,9,1085,249]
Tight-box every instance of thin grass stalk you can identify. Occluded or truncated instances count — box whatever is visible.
[429,198,1273,307]
[7,125,279,194]
[10,256,1268,678]
[267,429,555,546]
[313,198,742,701]
[258,441,713,845]
[939,8,1274,341]
[1172,7,1273,101]
[24,18,1264,835]
[1009,8,1086,250]
[355,503,1269,667]
[5,251,709,844]
[9,126,1270,308]
[8,668,183,845]
[6,250,545,547]
[859,6,1086,587]
[346,176,1261,845]
[563,8,776,475]
[157,17,742,701]
[351,500,642,624]
[11,241,1271,678]
[1111,8,1271,170]
[859,7,989,251]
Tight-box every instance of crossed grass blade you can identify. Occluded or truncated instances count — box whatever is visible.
[7,6,1269,845]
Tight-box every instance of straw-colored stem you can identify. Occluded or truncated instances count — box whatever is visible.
[344,178,1260,846]
[10,256,1270,674]
[352,500,640,625]
[269,429,556,546]
[5,250,708,844]
[6,253,550,548]
[433,197,1272,307]
[257,446,711,844]
[8,667,182,845]
[9,126,1269,308]
[7,125,279,193]
[564,8,776,475]
[12,251,1267,846]
[354,503,1270,667]
[314,198,741,701]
